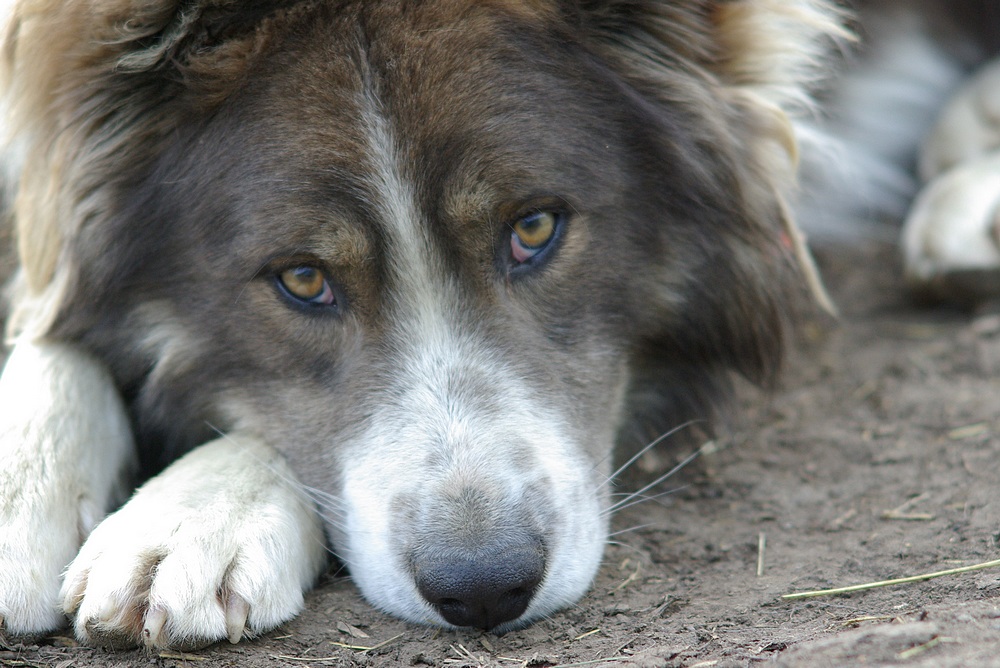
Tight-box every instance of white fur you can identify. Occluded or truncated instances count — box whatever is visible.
[61,435,328,649]
[919,58,1000,181]
[339,339,613,627]
[0,341,134,634]
[902,56,1000,288]
[902,152,1000,284]
[0,342,326,646]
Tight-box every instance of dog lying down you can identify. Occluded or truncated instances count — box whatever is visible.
[1,0,999,651]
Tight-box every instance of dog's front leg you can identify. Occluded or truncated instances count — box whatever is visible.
[903,57,1000,299]
[0,341,135,637]
[60,434,329,650]
[902,152,1000,298]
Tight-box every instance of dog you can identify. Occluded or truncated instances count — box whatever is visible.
[0,0,995,652]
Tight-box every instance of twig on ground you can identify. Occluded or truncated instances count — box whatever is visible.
[898,636,956,660]
[327,631,404,652]
[839,615,894,626]
[782,558,1000,600]
[757,532,766,577]
[614,560,641,591]
[829,507,857,529]
[549,658,629,667]
[158,652,208,661]
[948,423,988,440]
[881,492,934,521]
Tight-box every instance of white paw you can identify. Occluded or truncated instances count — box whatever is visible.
[920,58,1000,181]
[0,342,134,636]
[902,152,1000,300]
[61,437,328,650]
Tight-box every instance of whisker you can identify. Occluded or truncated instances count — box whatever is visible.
[603,485,690,518]
[603,541,648,558]
[205,423,354,565]
[297,483,348,510]
[594,420,702,494]
[607,522,660,538]
[603,442,710,517]
[233,258,274,307]
[325,561,352,580]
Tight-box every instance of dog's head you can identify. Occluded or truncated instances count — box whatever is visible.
[2,0,839,631]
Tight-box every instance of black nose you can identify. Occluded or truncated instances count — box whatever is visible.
[414,543,545,630]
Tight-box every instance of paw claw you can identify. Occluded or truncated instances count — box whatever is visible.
[142,607,167,648]
[224,593,250,644]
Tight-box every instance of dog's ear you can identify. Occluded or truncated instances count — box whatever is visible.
[1,0,295,339]
[573,0,844,182]
[570,1,845,416]
[575,0,842,313]
[3,0,290,125]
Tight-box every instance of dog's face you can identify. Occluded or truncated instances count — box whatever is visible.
[5,0,827,631]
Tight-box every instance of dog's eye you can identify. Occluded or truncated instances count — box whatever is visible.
[277,266,336,306]
[510,211,561,264]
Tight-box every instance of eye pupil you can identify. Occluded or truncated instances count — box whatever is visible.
[278,266,335,306]
[284,267,322,297]
[510,210,560,264]
[514,212,555,248]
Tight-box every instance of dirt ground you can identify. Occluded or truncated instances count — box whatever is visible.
[2,241,1000,668]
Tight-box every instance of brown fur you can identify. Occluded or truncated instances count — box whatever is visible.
[2,0,840,448]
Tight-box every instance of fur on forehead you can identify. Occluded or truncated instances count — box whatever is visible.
[0,0,843,340]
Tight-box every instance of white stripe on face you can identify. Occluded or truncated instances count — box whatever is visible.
[334,89,609,630]
[357,89,456,347]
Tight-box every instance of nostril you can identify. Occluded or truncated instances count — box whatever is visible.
[414,542,545,630]
[436,597,471,626]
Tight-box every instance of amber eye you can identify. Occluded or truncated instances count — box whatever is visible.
[277,266,336,306]
[510,211,561,264]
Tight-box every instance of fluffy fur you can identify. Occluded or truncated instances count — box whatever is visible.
[2,0,943,650]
